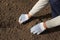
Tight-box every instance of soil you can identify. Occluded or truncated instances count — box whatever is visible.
[0,0,60,40]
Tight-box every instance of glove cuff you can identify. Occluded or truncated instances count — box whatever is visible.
[25,14,29,20]
[39,22,46,31]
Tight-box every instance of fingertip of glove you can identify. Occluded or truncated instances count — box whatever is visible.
[18,20,23,24]
[37,32,40,35]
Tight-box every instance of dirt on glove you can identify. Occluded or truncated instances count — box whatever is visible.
[0,0,60,40]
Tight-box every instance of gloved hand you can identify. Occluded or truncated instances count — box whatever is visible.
[30,22,46,35]
[19,14,29,24]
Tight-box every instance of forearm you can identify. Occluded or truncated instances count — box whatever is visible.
[46,15,60,28]
[29,0,49,16]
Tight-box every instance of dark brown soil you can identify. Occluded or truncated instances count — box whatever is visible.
[0,0,60,40]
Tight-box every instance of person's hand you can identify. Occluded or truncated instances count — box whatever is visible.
[30,22,46,35]
[19,14,32,24]
[19,14,29,24]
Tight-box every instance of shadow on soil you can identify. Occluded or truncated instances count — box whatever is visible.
[41,26,60,35]
[22,13,52,24]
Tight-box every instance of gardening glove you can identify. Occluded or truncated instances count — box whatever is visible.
[19,14,29,24]
[30,22,46,35]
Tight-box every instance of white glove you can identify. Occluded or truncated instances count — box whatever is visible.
[30,22,46,35]
[19,14,29,24]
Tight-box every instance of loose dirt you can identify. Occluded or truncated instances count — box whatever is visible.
[0,0,60,40]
